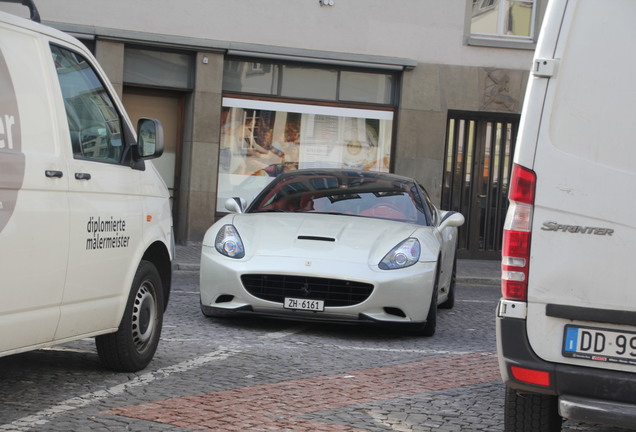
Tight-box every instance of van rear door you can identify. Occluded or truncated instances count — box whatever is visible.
[0,22,69,352]
[523,0,636,371]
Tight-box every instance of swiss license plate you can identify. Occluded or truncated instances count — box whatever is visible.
[283,297,324,312]
[563,324,636,366]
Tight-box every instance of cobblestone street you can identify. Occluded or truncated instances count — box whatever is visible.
[0,264,632,431]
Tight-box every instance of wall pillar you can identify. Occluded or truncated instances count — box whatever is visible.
[94,40,124,99]
[179,52,223,244]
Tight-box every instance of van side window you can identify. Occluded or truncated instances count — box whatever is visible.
[50,45,124,164]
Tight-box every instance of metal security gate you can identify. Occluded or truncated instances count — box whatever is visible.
[441,112,519,260]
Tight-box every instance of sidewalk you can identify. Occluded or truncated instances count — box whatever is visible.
[175,243,501,286]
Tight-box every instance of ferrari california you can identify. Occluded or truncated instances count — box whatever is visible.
[200,169,464,335]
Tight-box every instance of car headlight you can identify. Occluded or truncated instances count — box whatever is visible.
[215,224,245,258]
[379,238,421,270]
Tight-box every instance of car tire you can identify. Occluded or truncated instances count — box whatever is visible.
[439,254,456,310]
[420,286,438,337]
[504,387,562,432]
[96,260,164,372]
[409,267,439,337]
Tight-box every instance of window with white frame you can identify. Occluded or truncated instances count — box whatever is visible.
[469,0,538,47]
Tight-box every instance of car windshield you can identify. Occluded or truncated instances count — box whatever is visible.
[248,172,431,225]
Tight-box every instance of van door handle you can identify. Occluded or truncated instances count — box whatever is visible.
[45,170,63,178]
[74,172,92,180]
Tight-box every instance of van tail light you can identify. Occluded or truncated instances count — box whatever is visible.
[502,164,536,301]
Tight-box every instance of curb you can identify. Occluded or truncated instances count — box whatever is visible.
[175,263,200,272]
[457,276,500,287]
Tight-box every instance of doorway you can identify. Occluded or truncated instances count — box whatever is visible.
[123,88,185,226]
[441,112,519,259]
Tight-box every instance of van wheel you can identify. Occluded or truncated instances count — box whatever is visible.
[96,260,164,372]
[439,255,456,309]
[504,387,562,431]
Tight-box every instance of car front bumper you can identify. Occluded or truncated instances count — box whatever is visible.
[200,245,437,325]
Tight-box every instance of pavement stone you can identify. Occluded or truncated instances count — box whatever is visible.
[106,352,500,431]
[1,271,631,431]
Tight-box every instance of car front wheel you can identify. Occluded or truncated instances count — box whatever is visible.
[96,260,164,372]
[439,254,456,309]
[408,267,439,337]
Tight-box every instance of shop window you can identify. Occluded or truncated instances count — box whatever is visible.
[223,60,278,95]
[223,58,397,105]
[468,0,539,49]
[340,71,394,104]
[217,98,393,211]
[124,47,194,89]
[280,65,338,100]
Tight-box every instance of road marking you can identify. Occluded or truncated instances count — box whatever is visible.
[0,346,240,432]
[1,326,306,431]
[261,326,309,339]
[334,345,475,355]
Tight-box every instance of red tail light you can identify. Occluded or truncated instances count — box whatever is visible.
[510,365,551,387]
[502,164,536,301]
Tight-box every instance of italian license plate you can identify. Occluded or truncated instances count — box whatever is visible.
[563,324,636,366]
[283,297,324,312]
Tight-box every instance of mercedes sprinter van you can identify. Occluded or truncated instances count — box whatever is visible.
[497,0,636,430]
[0,2,173,372]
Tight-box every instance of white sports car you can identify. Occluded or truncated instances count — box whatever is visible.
[200,169,464,335]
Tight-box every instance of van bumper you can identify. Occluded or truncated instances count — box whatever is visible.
[497,314,636,428]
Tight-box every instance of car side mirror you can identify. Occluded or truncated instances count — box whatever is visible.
[135,118,164,159]
[225,197,247,213]
[438,211,465,230]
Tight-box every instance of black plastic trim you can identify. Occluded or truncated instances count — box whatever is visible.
[498,316,636,404]
[0,0,40,22]
[297,236,335,242]
[546,303,636,327]
[560,395,636,429]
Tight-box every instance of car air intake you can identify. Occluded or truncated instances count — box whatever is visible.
[241,274,373,307]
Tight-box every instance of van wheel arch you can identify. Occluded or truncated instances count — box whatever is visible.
[143,241,172,310]
[95,260,164,372]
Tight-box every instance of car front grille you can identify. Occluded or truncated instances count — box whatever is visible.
[241,274,374,307]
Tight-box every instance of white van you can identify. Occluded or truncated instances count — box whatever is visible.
[0,2,173,372]
[497,0,636,430]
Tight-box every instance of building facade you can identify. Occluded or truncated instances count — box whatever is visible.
[1,0,547,258]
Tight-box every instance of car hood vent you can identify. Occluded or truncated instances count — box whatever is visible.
[297,235,335,242]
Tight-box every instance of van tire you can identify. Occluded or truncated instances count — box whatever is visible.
[504,387,562,432]
[96,260,164,372]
